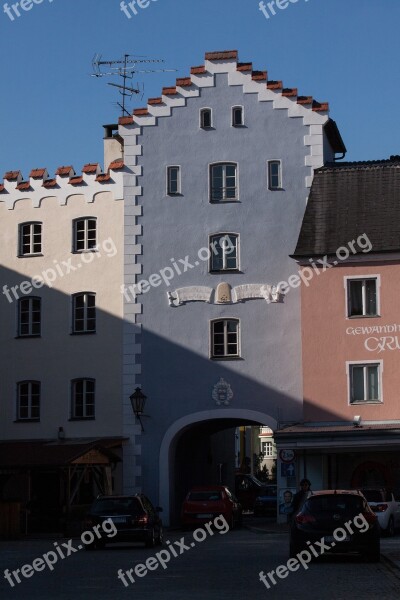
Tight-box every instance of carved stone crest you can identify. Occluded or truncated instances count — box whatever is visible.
[212,378,233,406]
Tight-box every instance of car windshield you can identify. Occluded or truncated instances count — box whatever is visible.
[362,490,385,502]
[91,497,142,515]
[188,491,222,501]
[305,495,364,515]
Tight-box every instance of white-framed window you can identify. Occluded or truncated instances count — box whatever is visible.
[209,233,239,272]
[268,160,282,190]
[261,441,274,457]
[16,381,40,421]
[17,297,41,337]
[347,361,382,404]
[167,166,181,195]
[210,163,238,202]
[211,319,240,358]
[19,222,42,256]
[73,217,97,252]
[346,276,379,317]
[71,378,95,419]
[72,293,96,334]
[200,108,212,129]
[232,106,244,127]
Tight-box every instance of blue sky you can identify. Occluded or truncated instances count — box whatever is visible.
[0,0,399,177]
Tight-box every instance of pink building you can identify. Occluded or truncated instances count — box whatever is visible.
[276,157,400,502]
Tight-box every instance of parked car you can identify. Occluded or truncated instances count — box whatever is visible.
[289,490,380,562]
[253,485,278,516]
[235,474,269,511]
[181,486,242,529]
[361,488,400,536]
[84,494,163,549]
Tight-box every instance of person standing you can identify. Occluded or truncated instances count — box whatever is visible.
[291,478,311,514]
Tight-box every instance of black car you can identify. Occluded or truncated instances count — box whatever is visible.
[84,494,163,549]
[289,490,380,562]
[253,485,278,516]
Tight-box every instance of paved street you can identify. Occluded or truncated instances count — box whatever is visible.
[1,521,399,600]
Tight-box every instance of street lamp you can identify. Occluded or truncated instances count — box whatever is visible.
[130,387,147,432]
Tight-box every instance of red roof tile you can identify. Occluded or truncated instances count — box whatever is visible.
[56,166,74,176]
[109,159,124,171]
[297,96,313,105]
[82,163,99,174]
[190,65,206,75]
[16,181,31,191]
[133,108,149,116]
[30,168,47,179]
[162,87,177,96]
[119,115,134,125]
[312,100,329,112]
[43,179,57,189]
[96,173,111,182]
[176,77,192,87]
[4,170,20,181]
[237,62,252,72]
[148,97,163,105]
[205,50,238,61]
[267,80,283,90]
[69,176,84,185]
[252,71,267,81]
[282,87,298,97]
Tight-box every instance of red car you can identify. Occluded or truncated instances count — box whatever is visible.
[181,486,242,529]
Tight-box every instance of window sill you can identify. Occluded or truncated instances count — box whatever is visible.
[210,200,240,204]
[209,270,242,275]
[70,331,97,336]
[14,419,40,423]
[167,193,183,197]
[210,356,243,361]
[15,335,41,339]
[268,187,284,192]
[18,253,43,258]
[71,250,99,255]
[69,417,95,421]
[347,315,380,319]
[350,400,383,405]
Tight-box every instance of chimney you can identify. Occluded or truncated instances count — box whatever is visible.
[103,124,124,171]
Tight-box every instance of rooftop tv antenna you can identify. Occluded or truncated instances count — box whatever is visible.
[92,53,177,116]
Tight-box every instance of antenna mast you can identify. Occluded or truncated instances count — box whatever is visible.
[92,53,177,116]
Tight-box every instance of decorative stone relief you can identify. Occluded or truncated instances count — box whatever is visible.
[233,284,284,303]
[215,282,232,304]
[212,378,233,406]
[167,286,213,306]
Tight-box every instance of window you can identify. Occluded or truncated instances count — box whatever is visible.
[349,363,381,403]
[167,166,181,195]
[19,222,42,256]
[211,319,240,358]
[210,163,238,202]
[17,381,40,421]
[18,297,41,337]
[209,234,239,271]
[268,160,282,190]
[200,108,212,129]
[347,278,377,317]
[72,293,96,333]
[73,218,97,252]
[261,441,273,457]
[71,379,95,419]
[232,106,244,127]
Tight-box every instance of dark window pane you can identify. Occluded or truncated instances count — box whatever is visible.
[348,280,363,316]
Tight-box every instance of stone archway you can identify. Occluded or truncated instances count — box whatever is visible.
[158,409,277,525]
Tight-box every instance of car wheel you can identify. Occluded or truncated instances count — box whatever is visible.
[145,528,156,548]
[156,526,163,546]
[386,517,395,537]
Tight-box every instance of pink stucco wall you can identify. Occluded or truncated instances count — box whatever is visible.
[301,261,400,421]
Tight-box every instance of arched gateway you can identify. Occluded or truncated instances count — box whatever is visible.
[159,409,277,525]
